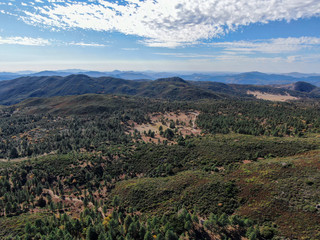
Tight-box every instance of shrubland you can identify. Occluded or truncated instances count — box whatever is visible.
[0,94,320,239]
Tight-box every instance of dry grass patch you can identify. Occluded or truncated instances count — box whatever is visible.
[247,90,299,102]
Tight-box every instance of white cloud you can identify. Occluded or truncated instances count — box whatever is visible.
[19,0,320,47]
[0,36,50,46]
[212,37,320,54]
[0,36,107,47]
[154,52,218,58]
[68,42,107,47]
[121,48,139,51]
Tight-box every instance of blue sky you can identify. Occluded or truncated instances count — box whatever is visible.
[0,0,320,73]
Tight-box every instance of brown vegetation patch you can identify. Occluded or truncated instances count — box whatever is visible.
[276,211,320,239]
[247,90,299,102]
[229,150,320,239]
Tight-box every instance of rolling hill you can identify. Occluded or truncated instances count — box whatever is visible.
[0,75,226,105]
[1,74,320,105]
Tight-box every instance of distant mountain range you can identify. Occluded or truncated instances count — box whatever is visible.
[0,74,320,105]
[1,70,320,86]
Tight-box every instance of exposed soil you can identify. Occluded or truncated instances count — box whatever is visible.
[127,111,201,144]
[242,160,252,164]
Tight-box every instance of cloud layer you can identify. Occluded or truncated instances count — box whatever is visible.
[0,35,107,47]
[154,37,320,59]
[0,36,50,46]
[17,0,320,47]
[212,37,320,54]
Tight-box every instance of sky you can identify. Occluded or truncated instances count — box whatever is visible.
[0,0,320,73]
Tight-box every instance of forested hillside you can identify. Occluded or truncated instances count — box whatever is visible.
[1,74,320,105]
[1,94,320,239]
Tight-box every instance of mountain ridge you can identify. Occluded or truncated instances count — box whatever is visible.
[0,74,319,105]
[1,70,320,86]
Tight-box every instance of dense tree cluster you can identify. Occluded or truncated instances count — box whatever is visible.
[2,195,274,240]
[196,100,320,137]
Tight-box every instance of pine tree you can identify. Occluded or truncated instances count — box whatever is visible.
[144,231,153,240]
[165,230,178,240]
[86,226,98,240]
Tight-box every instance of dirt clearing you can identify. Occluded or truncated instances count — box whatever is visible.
[127,111,201,144]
